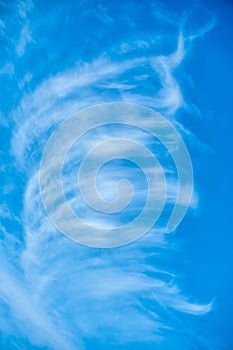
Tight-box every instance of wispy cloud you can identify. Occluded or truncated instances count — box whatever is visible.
[83,3,114,24]
[16,19,34,57]
[10,34,187,170]
[12,171,211,348]
[0,1,220,349]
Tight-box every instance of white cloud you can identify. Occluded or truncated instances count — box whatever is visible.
[83,3,114,23]
[16,20,34,56]
[10,35,187,170]
[0,3,219,348]
[17,0,34,19]
[0,62,15,77]
[13,171,211,348]
[0,111,9,127]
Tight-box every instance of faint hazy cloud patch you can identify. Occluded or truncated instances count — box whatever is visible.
[16,20,34,56]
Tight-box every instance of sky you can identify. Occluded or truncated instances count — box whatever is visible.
[0,0,233,349]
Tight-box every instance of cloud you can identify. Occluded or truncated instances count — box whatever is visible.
[83,3,114,24]
[187,15,217,41]
[17,0,34,19]
[12,170,211,348]
[10,34,187,171]
[0,111,9,127]
[0,239,78,350]
[0,1,220,349]
[0,62,15,77]
[16,20,34,57]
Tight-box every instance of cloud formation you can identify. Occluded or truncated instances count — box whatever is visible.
[0,0,221,349]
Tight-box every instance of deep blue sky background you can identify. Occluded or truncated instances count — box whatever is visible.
[0,0,232,349]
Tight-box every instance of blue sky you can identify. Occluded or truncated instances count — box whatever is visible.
[0,0,232,349]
